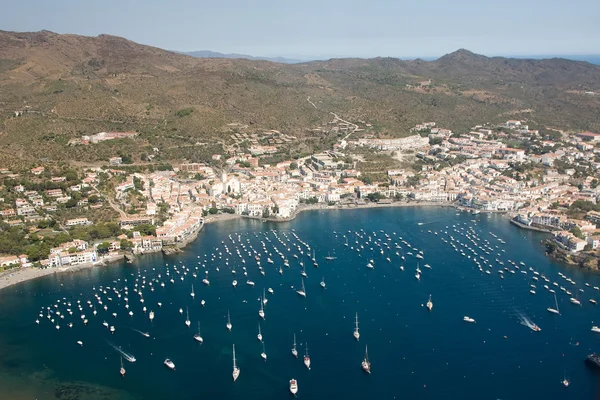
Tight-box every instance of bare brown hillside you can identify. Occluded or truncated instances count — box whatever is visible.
[1,30,599,165]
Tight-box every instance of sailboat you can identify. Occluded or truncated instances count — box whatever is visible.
[292,334,298,358]
[259,297,265,319]
[353,312,360,340]
[303,343,311,370]
[261,341,267,361]
[232,344,240,382]
[562,370,569,387]
[263,288,268,305]
[361,345,371,374]
[548,293,560,314]
[227,310,233,331]
[426,294,433,311]
[185,307,191,327]
[325,252,336,260]
[320,277,326,288]
[190,284,195,299]
[120,357,126,377]
[257,323,263,342]
[296,279,306,297]
[194,321,204,343]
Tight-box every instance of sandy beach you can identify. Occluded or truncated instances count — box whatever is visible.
[0,254,125,291]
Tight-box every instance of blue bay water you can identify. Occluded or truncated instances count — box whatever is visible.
[1,206,599,399]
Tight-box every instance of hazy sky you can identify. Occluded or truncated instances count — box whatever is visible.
[1,0,598,59]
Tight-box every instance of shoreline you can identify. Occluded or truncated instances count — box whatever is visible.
[0,253,125,291]
[0,201,496,291]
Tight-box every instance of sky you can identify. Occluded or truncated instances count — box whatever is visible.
[1,0,599,59]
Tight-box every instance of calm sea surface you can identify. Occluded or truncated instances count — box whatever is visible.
[1,207,599,400]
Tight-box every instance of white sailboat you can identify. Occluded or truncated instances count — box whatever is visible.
[257,323,263,342]
[353,312,360,340]
[232,344,240,382]
[226,310,232,331]
[263,288,268,305]
[194,321,204,343]
[320,277,326,288]
[361,345,371,374]
[185,307,191,327]
[296,279,306,297]
[261,341,267,361]
[426,294,433,311]
[190,284,195,299]
[259,296,265,319]
[548,293,560,314]
[292,333,298,358]
[303,343,311,370]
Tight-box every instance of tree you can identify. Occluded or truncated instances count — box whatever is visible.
[289,162,298,170]
[68,247,77,254]
[65,198,78,208]
[591,179,599,189]
[208,207,218,215]
[88,194,101,204]
[120,239,133,250]
[97,242,110,254]
[366,192,385,202]
[570,226,584,240]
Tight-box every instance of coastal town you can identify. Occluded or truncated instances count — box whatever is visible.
[1,118,600,283]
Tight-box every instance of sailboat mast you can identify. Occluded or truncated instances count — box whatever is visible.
[233,344,237,368]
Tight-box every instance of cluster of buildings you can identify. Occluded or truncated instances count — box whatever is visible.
[68,131,138,145]
[0,169,101,228]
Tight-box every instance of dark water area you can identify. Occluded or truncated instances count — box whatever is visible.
[1,207,599,399]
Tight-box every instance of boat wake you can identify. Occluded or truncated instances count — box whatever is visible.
[517,312,540,332]
[106,340,137,362]
[130,327,151,338]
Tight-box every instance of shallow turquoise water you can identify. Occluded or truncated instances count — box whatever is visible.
[1,207,599,399]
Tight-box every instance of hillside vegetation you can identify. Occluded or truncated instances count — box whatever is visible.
[1,30,599,165]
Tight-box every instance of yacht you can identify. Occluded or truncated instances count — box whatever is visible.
[164,358,175,370]
[232,344,240,381]
[202,278,210,286]
[366,262,374,269]
[260,342,267,361]
[353,313,360,340]
[296,279,306,297]
[292,334,298,358]
[194,322,204,343]
[257,323,263,342]
[592,326,600,334]
[320,277,326,288]
[361,345,371,374]
[232,280,237,287]
[120,357,126,377]
[226,310,232,331]
[289,379,298,395]
[463,316,476,323]
[548,293,560,315]
[303,343,311,370]
[259,297,265,319]
[247,280,255,286]
[426,294,433,311]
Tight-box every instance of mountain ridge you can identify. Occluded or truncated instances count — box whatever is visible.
[0,29,599,166]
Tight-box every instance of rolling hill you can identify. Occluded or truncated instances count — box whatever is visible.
[0,30,599,166]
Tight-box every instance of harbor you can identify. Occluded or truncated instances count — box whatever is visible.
[1,207,600,399]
